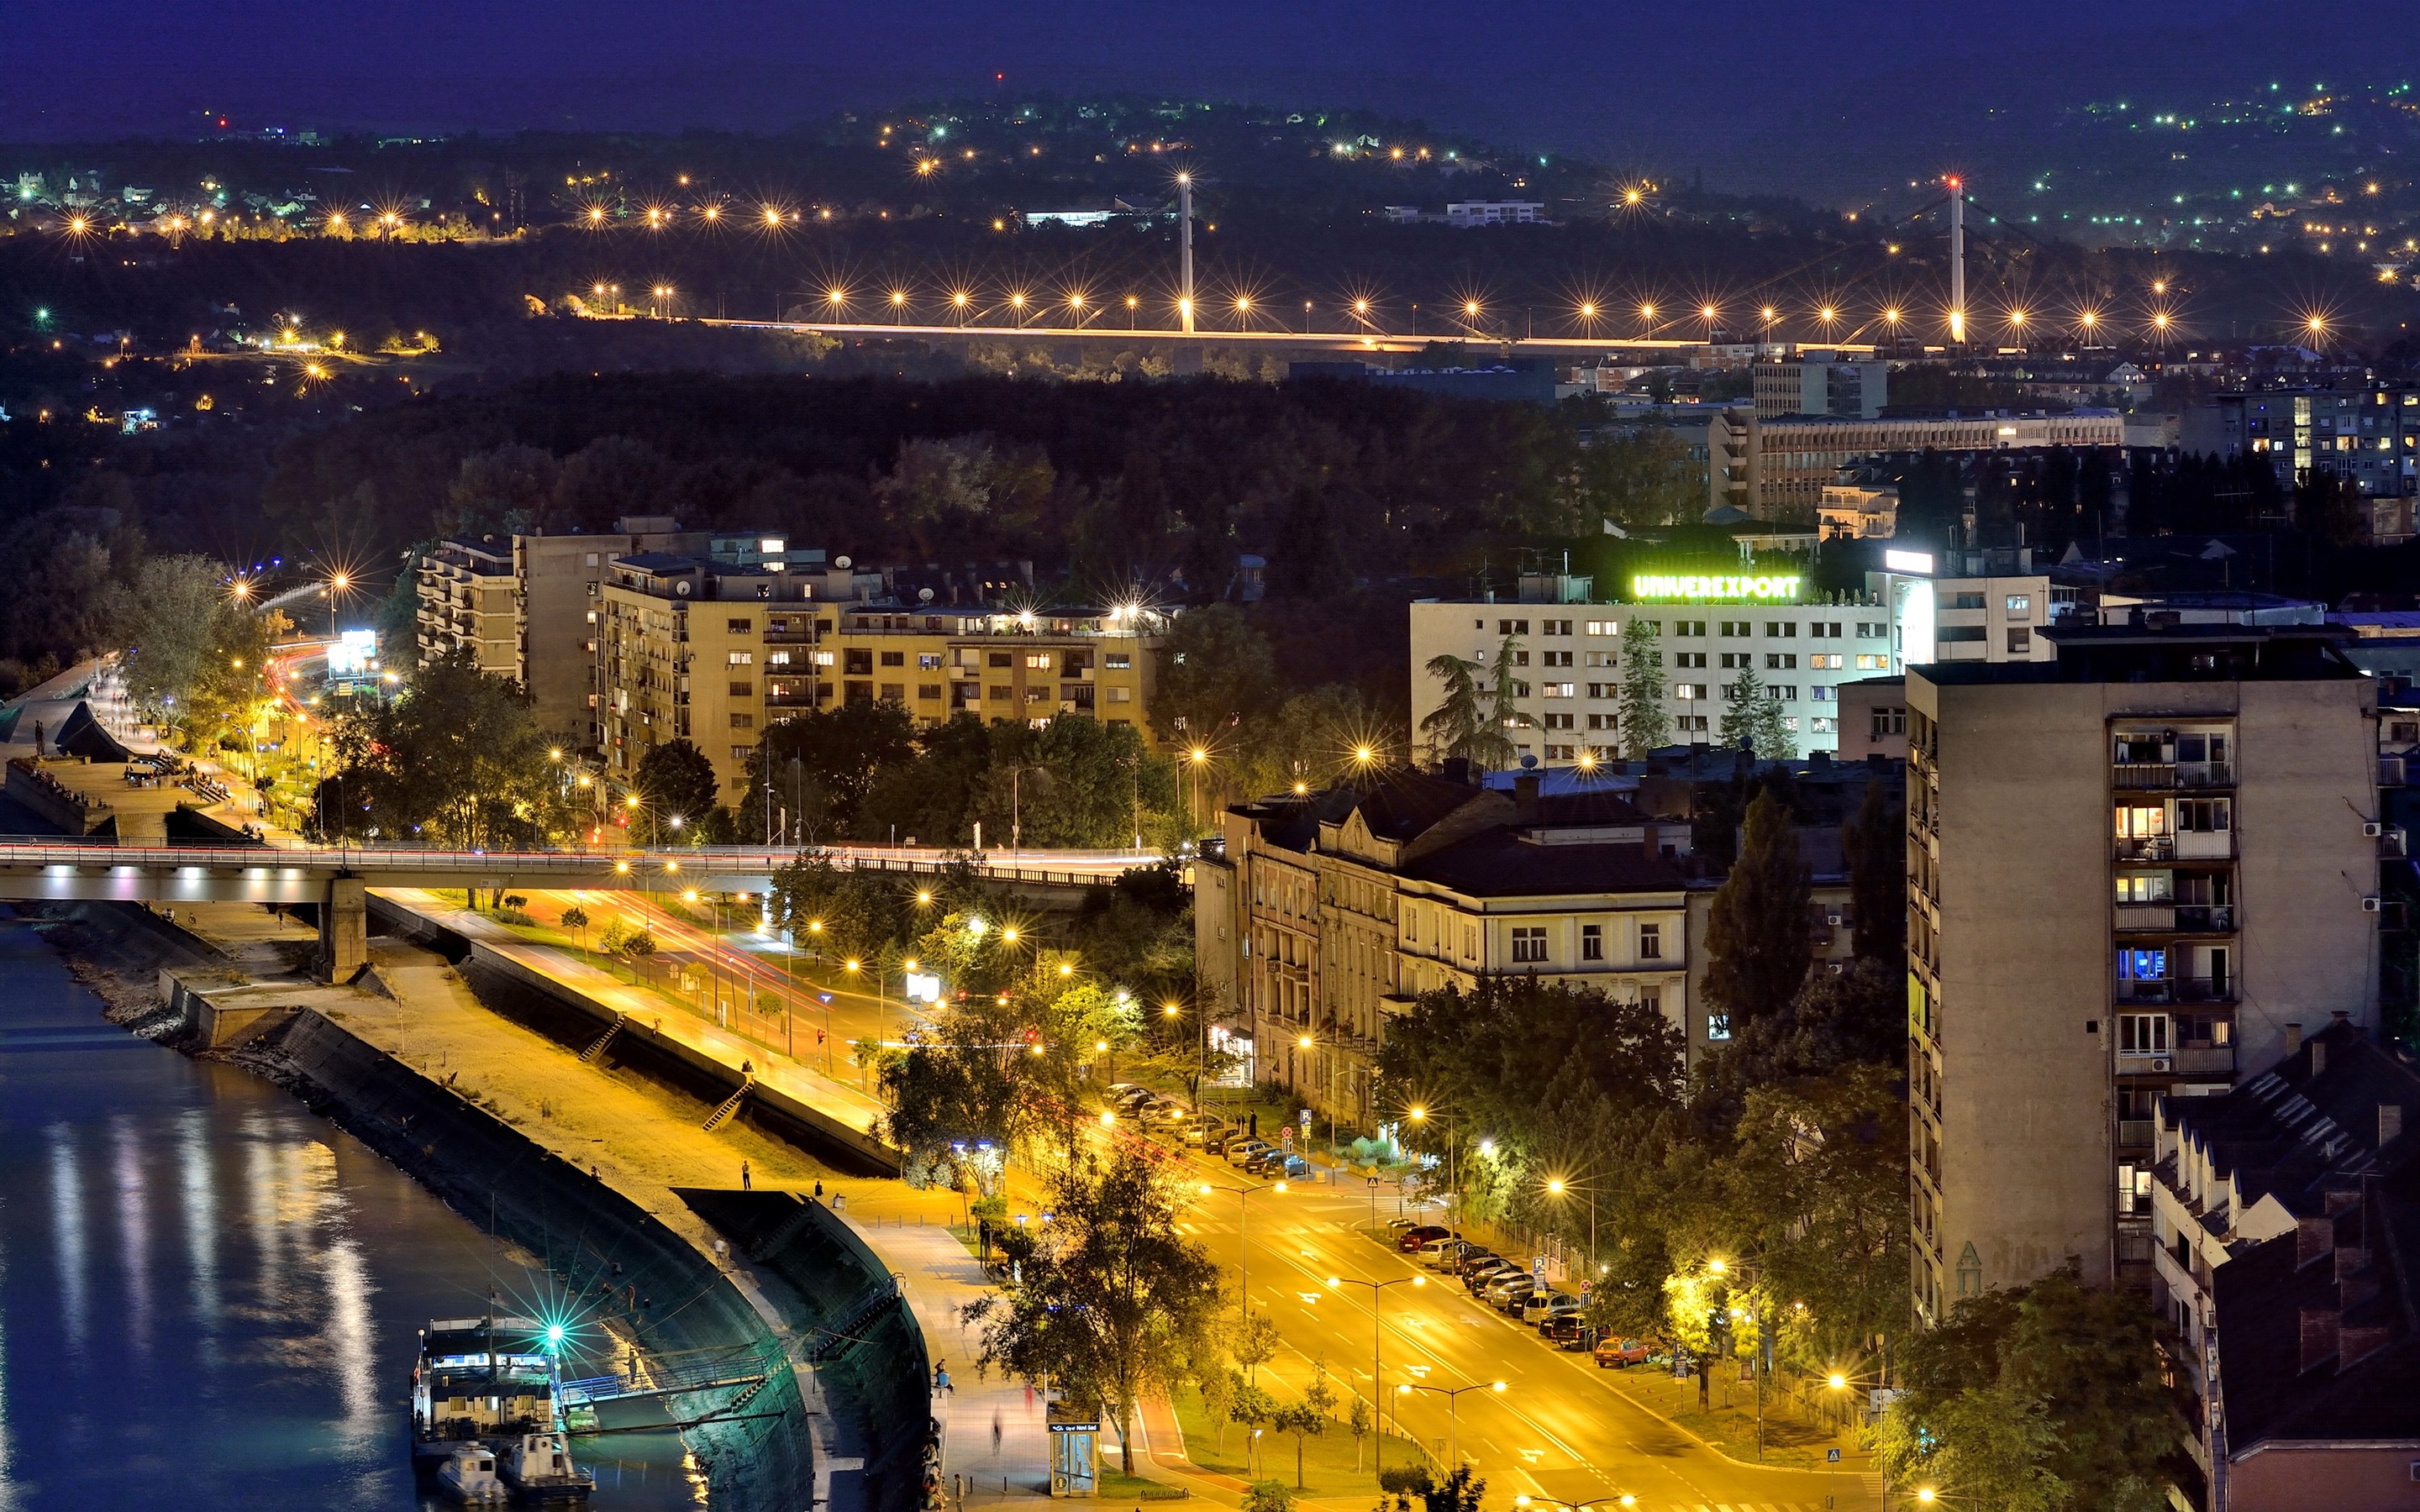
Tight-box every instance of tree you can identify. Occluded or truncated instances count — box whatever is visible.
[1701,790,1812,1032]
[1881,1386,2066,1512]
[1421,1466,1486,1512]
[560,905,590,958]
[1419,654,1513,771]
[1842,777,1905,962]
[113,554,235,717]
[1347,1394,1373,1471]
[1716,666,1766,753]
[635,738,723,838]
[1233,1308,1281,1386]
[1272,1400,1323,1488]
[327,648,571,848]
[1151,603,1276,748]
[1618,617,1670,757]
[746,701,920,837]
[1482,637,1532,767]
[1242,1481,1293,1512]
[961,1150,1223,1475]
[1198,1360,1239,1454]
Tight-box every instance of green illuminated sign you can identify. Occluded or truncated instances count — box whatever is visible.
[1630,573,1802,602]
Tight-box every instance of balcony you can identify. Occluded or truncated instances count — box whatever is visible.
[2175,830,2234,861]
[2115,974,2237,1005]
[2118,1118,2157,1147]
[2173,1044,2236,1076]
[2115,836,2175,863]
[2114,904,2236,934]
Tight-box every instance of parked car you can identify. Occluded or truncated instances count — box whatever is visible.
[1263,1153,1310,1180]
[1486,1273,1539,1311]
[1397,1224,1453,1253]
[1594,1336,1654,1368]
[1225,1139,1271,1166]
[1463,1258,1519,1290]
[1103,1082,1141,1103]
[1385,1217,1422,1238]
[1532,1294,1585,1332]
[1547,1315,1591,1349]
[1416,1237,1468,1270]
[1182,1118,1228,1147]
[1453,1248,1501,1280]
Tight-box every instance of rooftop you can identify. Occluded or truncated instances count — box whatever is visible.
[1915,625,2367,686]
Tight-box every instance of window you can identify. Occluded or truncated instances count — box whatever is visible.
[1947,591,1986,611]
[1767,653,1797,669]
[989,652,1013,669]
[729,712,755,730]
[987,685,1013,701]
[1511,927,1548,963]
[1544,743,1576,759]
[727,650,755,665]
[1639,922,1663,959]
[1766,622,1797,638]
[2118,1012,2170,1055]
[1858,622,1887,638]
[1581,924,1604,961]
[1542,649,1574,668]
[1810,717,1837,733]
[1025,653,1052,670]
[1584,650,1617,668]
[1674,652,1707,669]
[880,650,905,667]
[813,650,836,667]
[1856,654,1889,670]
[918,683,943,701]
[1720,652,1749,669]
[1586,713,1617,731]
[726,618,754,633]
[1771,685,1798,701]
[1106,686,1132,702]
[1871,708,1903,738]
[843,648,873,675]
[1673,619,1707,637]
[732,745,753,759]
[1809,654,1844,669]
[1497,618,1531,635]
[1811,685,1836,701]
[917,653,944,670]
[1719,620,1750,636]
[1679,715,1709,732]
[1674,684,1707,700]
[1543,711,1575,729]
[1704,1008,1727,1039]
[1513,649,1531,666]
[1511,680,1532,697]
[1810,621,1844,638]
[2005,595,2031,615]
[728,680,754,696]
[766,651,792,667]
[2006,628,2032,655]
[1586,682,1616,699]
[880,683,905,701]
[1541,618,1572,635]
[2178,799,2231,832]
[1938,626,1987,643]
[1586,619,1619,636]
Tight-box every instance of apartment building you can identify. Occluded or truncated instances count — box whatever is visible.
[594,551,1161,804]
[1201,761,1865,1126]
[1905,625,2381,1325]
[2150,1018,2420,1510]
[413,538,517,678]
[1703,407,2128,519]
[2190,385,2420,501]
[1752,353,1887,421]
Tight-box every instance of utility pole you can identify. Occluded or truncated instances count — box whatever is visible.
[1177,172,1196,333]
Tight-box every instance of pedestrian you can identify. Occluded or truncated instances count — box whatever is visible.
[991,1411,1002,1455]
[742,1058,754,1078]
[1249,1111,1259,1138]
[1023,1382,1034,1412]
[954,1473,964,1504]
[591,1164,599,1180]
[741,1160,753,1191]
[815,1179,824,1200]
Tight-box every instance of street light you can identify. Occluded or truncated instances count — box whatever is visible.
[1395,1379,1506,1470]
[1198,1180,1288,1307]
[1325,1273,1426,1485]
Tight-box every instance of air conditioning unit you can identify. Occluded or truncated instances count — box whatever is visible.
[2365,896,2386,913]
[2150,1058,2173,1073]
[1826,911,1845,927]
[2365,822,2386,838]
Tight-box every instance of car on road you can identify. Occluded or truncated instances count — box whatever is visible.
[1593,1336,1655,1368]
[1397,1224,1453,1253]
[1224,1139,1271,1166]
[1263,1153,1310,1180]
[1530,1294,1585,1332]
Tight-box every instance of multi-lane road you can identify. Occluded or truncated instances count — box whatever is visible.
[487,886,1860,1510]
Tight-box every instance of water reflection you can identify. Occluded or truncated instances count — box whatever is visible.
[0,918,711,1509]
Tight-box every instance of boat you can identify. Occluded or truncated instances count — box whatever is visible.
[411,1315,564,1471]
[435,1443,509,1504]
[498,1432,596,1504]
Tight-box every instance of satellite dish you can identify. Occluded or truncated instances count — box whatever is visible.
[675,580,692,596]
[1518,753,1539,769]
[834,554,853,570]
[918,587,935,602]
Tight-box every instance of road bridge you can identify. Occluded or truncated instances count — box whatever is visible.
[0,841,1167,979]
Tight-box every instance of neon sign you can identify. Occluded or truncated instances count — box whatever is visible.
[1630,574,1802,602]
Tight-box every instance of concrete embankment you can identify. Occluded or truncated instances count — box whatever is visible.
[229,1006,819,1509]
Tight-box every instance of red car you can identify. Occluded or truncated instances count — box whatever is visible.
[1397,1224,1453,1253]
[1593,1336,1655,1368]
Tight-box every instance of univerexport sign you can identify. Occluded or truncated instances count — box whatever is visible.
[1629,573,1803,601]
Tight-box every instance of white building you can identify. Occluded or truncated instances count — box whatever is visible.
[1409,555,2054,760]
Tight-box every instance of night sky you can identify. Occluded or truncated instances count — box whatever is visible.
[9,0,2403,192]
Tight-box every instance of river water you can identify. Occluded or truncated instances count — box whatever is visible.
[0,911,706,1509]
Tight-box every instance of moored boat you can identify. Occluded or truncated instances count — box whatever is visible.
[435,1442,509,1504]
[498,1432,595,1504]
[410,1315,563,1471]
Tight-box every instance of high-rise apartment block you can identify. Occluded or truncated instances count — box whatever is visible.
[1752,352,1888,421]
[1906,626,2381,1322]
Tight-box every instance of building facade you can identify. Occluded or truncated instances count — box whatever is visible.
[1906,626,2381,1325]
[593,551,1161,806]
[1752,354,1888,421]
[1705,408,2128,520]
[2193,386,2420,500]
[413,538,517,680]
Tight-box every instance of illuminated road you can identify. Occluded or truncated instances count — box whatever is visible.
[479,889,1860,1509]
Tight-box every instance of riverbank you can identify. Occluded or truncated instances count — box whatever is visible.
[29,898,893,1512]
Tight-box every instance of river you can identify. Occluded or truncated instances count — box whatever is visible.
[0,910,708,1509]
